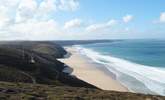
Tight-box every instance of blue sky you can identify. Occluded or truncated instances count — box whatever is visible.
[0,0,165,40]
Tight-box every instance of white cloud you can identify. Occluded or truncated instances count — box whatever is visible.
[0,0,20,28]
[86,24,107,32]
[0,0,135,40]
[123,15,133,23]
[0,0,20,7]
[107,19,118,26]
[15,0,80,22]
[153,12,165,23]
[64,18,82,29]
[38,0,57,15]
[9,19,62,40]
[59,0,79,11]
[0,6,10,28]
[159,12,165,23]
[86,19,117,32]
[0,0,81,40]
[15,0,38,22]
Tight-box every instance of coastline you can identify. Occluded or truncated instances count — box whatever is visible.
[58,46,129,92]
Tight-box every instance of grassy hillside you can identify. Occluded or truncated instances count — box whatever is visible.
[0,41,96,88]
[0,82,164,100]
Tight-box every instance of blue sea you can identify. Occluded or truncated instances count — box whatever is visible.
[73,39,165,95]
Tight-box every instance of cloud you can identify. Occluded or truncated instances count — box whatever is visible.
[8,19,62,40]
[64,18,82,29]
[0,0,80,40]
[86,19,117,32]
[15,0,38,22]
[0,0,20,28]
[0,0,135,40]
[59,0,79,11]
[107,19,118,26]
[0,0,20,7]
[0,6,10,28]
[153,12,165,23]
[159,12,165,23]
[123,15,133,23]
[86,24,107,32]
[38,0,57,16]
[85,17,134,36]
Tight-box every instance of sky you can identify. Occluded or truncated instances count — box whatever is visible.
[0,0,165,40]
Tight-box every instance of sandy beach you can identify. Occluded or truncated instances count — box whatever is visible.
[58,47,129,92]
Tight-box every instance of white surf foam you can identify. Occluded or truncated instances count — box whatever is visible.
[73,45,165,96]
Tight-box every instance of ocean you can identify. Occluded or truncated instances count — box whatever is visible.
[73,39,165,95]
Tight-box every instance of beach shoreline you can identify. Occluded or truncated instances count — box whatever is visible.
[58,46,129,92]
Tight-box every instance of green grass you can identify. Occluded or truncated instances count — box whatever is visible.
[0,82,164,100]
[0,41,96,87]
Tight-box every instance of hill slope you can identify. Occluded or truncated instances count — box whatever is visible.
[0,82,164,100]
[0,41,96,88]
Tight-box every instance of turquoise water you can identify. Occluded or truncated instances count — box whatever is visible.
[83,40,165,67]
[74,40,165,95]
